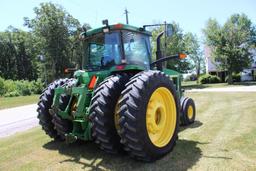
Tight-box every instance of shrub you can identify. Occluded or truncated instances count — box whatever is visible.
[4,79,17,94]
[4,90,20,97]
[0,77,4,96]
[225,73,241,82]
[0,78,44,97]
[30,79,44,94]
[233,73,241,82]
[199,74,210,84]
[199,74,221,84]
[209,75,221,83]
[16,80,32,96]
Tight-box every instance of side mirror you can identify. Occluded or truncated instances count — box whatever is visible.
[166,24,173,37]
[102,19,109,26]
[82,25,87,32]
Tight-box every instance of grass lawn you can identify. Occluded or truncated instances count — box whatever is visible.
[0,95,39,110]
[0,92,255,170]
[182,81,256,90]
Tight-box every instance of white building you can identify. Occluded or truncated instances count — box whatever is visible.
[204,46,256,82]
[241,49,256,81]
[204,46,227,81]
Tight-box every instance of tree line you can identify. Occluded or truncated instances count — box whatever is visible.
[0,3,90,84]
[0,28,38,80]
[0,2,255,85]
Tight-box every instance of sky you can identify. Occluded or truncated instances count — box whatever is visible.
[0,0,256,40]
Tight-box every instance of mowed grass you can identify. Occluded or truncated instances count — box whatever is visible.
[0,92,256,170]
[0,95,39,110]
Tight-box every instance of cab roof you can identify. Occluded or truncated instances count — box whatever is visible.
[85,23,152,37]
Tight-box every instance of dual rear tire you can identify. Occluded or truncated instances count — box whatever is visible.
[90,71,179,161]
[89,74,131,153]
[37,79,74,140]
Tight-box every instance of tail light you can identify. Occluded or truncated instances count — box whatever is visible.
[88,75,97,90]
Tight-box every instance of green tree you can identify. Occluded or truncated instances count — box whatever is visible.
[184,32,204,82]
[69,24,91,69]
[25,2,82,82]
[203,14,256,84]
[0,27,39,80]
[0,31,18,79]
[10,27,38,80]
[151,22,190,73]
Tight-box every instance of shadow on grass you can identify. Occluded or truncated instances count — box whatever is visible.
[179,120,203,132]
[43,136,203,170]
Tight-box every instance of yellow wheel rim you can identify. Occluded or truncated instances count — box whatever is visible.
[146,87,177,147]
[187,105,193,120]
[114,97,121,132]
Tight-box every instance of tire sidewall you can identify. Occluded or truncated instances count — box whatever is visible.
[135,73,179,159]
[183,98,196,124]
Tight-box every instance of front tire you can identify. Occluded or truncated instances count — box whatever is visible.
[118,71,179,161]
[180,97,196,126]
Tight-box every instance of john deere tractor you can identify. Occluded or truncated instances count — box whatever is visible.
[37,20,196,162]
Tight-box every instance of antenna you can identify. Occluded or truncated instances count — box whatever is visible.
[124,8,129,24]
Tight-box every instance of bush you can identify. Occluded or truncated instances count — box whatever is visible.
[199,74,210,84]
[199,74,221,84]
[0,78,44,97]
[16,80,32,96]
[4,90,20,97]
[4,80,17,94]
[30,79,44,94]
[0,77,4,96]
[209,75,221,83]
[233,73,241,82]
[225,73,241,82]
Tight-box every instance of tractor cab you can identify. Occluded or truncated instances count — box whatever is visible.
[80,22,152,72]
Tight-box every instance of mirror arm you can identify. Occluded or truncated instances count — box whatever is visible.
[150,54,179,68]
[156,31,164,70]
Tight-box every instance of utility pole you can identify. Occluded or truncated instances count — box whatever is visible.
[124,8,129,24]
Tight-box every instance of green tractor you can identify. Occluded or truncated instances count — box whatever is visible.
[37,20,196,162]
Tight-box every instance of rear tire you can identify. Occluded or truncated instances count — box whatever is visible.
[118,71,179,161]
[180,98,196,126]
[37,79,67,140]
[89,74,131,153]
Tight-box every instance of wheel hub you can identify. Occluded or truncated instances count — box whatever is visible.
[147,101,166,134]
[146,87,177,147]
[187,105,193,119]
